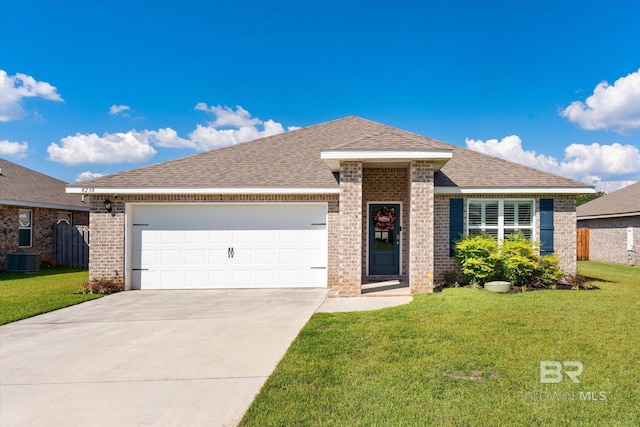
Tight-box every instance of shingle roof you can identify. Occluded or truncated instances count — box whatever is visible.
[435,145,588,188]
[69,116,592,192]
[577,182,640,218]
[0,158,89,210]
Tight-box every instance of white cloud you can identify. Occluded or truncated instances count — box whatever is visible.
[561,68,640,134]
[0,140,29,158]
[0,70,63,121]
[465,136,640,192]
[49,105,295,164]
[145,127,194,148]
[75,171,105,182]
[109,104,131,116]
[189,104,288,150]
[194,103,262,128]
[48,131,158,165]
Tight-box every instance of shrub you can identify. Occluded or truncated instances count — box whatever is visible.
[81,275,124,295]
[453,234,500,285]
[453,232,565,288]
[443,271,459,286]
[499,233,539,286]
[537,254,564,287]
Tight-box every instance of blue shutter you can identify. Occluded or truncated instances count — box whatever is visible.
[450,199,464,257]
[539,199,554,255]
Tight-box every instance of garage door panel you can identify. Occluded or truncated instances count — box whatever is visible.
[160,249,182,265]
[185,249,206,265]
[255,248,277,265]
[131,203,327,289]
[303,269,326,286]
[185,230,208,243]
[279,248,301,264]
[160,231,183,244]
[302,248,325,264]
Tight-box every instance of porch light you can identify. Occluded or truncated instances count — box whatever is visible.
[104,199,113,213]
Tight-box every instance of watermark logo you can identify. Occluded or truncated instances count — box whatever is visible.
[540,361,583,383]
[516,361,607,402]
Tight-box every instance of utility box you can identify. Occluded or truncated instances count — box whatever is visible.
[5,253,41,272]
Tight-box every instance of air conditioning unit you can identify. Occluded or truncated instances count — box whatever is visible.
[6,253,41,272]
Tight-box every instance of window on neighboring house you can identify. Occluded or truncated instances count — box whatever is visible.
[468,200,534,240]
[19,209,33,247]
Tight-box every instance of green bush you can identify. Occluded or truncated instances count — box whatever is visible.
[537,254,565,287]
[453,234,499,285]
[499,233,539,286]
[453,232,564,287]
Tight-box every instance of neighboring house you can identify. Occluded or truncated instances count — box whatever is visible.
[0,158,89,269]
[576,182,640,265]
[67,116,593,296]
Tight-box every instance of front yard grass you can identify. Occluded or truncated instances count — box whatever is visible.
[241,261,640,426]
[0,268,99,325]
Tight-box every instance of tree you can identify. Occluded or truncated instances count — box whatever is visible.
[576,191,604,206]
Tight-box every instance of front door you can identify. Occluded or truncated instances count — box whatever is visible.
[369,204,401,275]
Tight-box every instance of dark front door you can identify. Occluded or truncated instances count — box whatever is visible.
[369,204,401,275]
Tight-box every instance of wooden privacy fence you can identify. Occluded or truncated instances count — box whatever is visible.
[577,227,589,261]
[53,223,90,268]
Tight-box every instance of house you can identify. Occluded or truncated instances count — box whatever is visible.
[0,158,89,269]
[66,116,594,296]
[576,182,640,265]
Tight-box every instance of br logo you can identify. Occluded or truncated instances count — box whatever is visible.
[540,361,583,383]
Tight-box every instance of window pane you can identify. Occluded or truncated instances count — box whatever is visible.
[469,228,483,236]
[469,203,482,226]
[19,210,32,227]
[485,202,499,226]
[19,229,31,247]
[504,202,515,226]
[485,228,499,239]
[518,202,532,225]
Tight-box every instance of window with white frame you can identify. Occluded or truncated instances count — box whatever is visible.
[467,200,534,240]
[18,209,33,247]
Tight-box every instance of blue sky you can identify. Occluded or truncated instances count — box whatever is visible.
[1,0,639,192]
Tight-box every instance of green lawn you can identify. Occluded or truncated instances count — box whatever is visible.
[241,261,640,426]
[0,268,100,325]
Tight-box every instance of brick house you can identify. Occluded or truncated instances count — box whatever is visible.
[67,117,593,296]
[577,182,640,265]
[1,158,89,269]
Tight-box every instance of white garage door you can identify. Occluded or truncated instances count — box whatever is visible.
[129,203,328,289]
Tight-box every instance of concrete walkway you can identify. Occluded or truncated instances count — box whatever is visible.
[0,289,411,427]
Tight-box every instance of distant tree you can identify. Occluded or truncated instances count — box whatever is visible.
[576,191,605,206]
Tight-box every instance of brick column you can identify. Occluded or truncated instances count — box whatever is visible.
[89,197,125,284]
[409,161,434,293]
[338,161,363,296]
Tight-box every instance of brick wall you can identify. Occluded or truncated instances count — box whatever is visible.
[578,216,640,265]
[362,167,409,280]
[409,161,434,293]
[87,193,340,286]
[338,162,363,296]
[433,195,463,283]
[553,196,577,275]
[1,205,89,268]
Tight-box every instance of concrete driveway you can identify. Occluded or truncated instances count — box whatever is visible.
[0,289,327,427]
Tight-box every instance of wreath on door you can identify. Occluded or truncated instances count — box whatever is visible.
[372,206,397,230]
